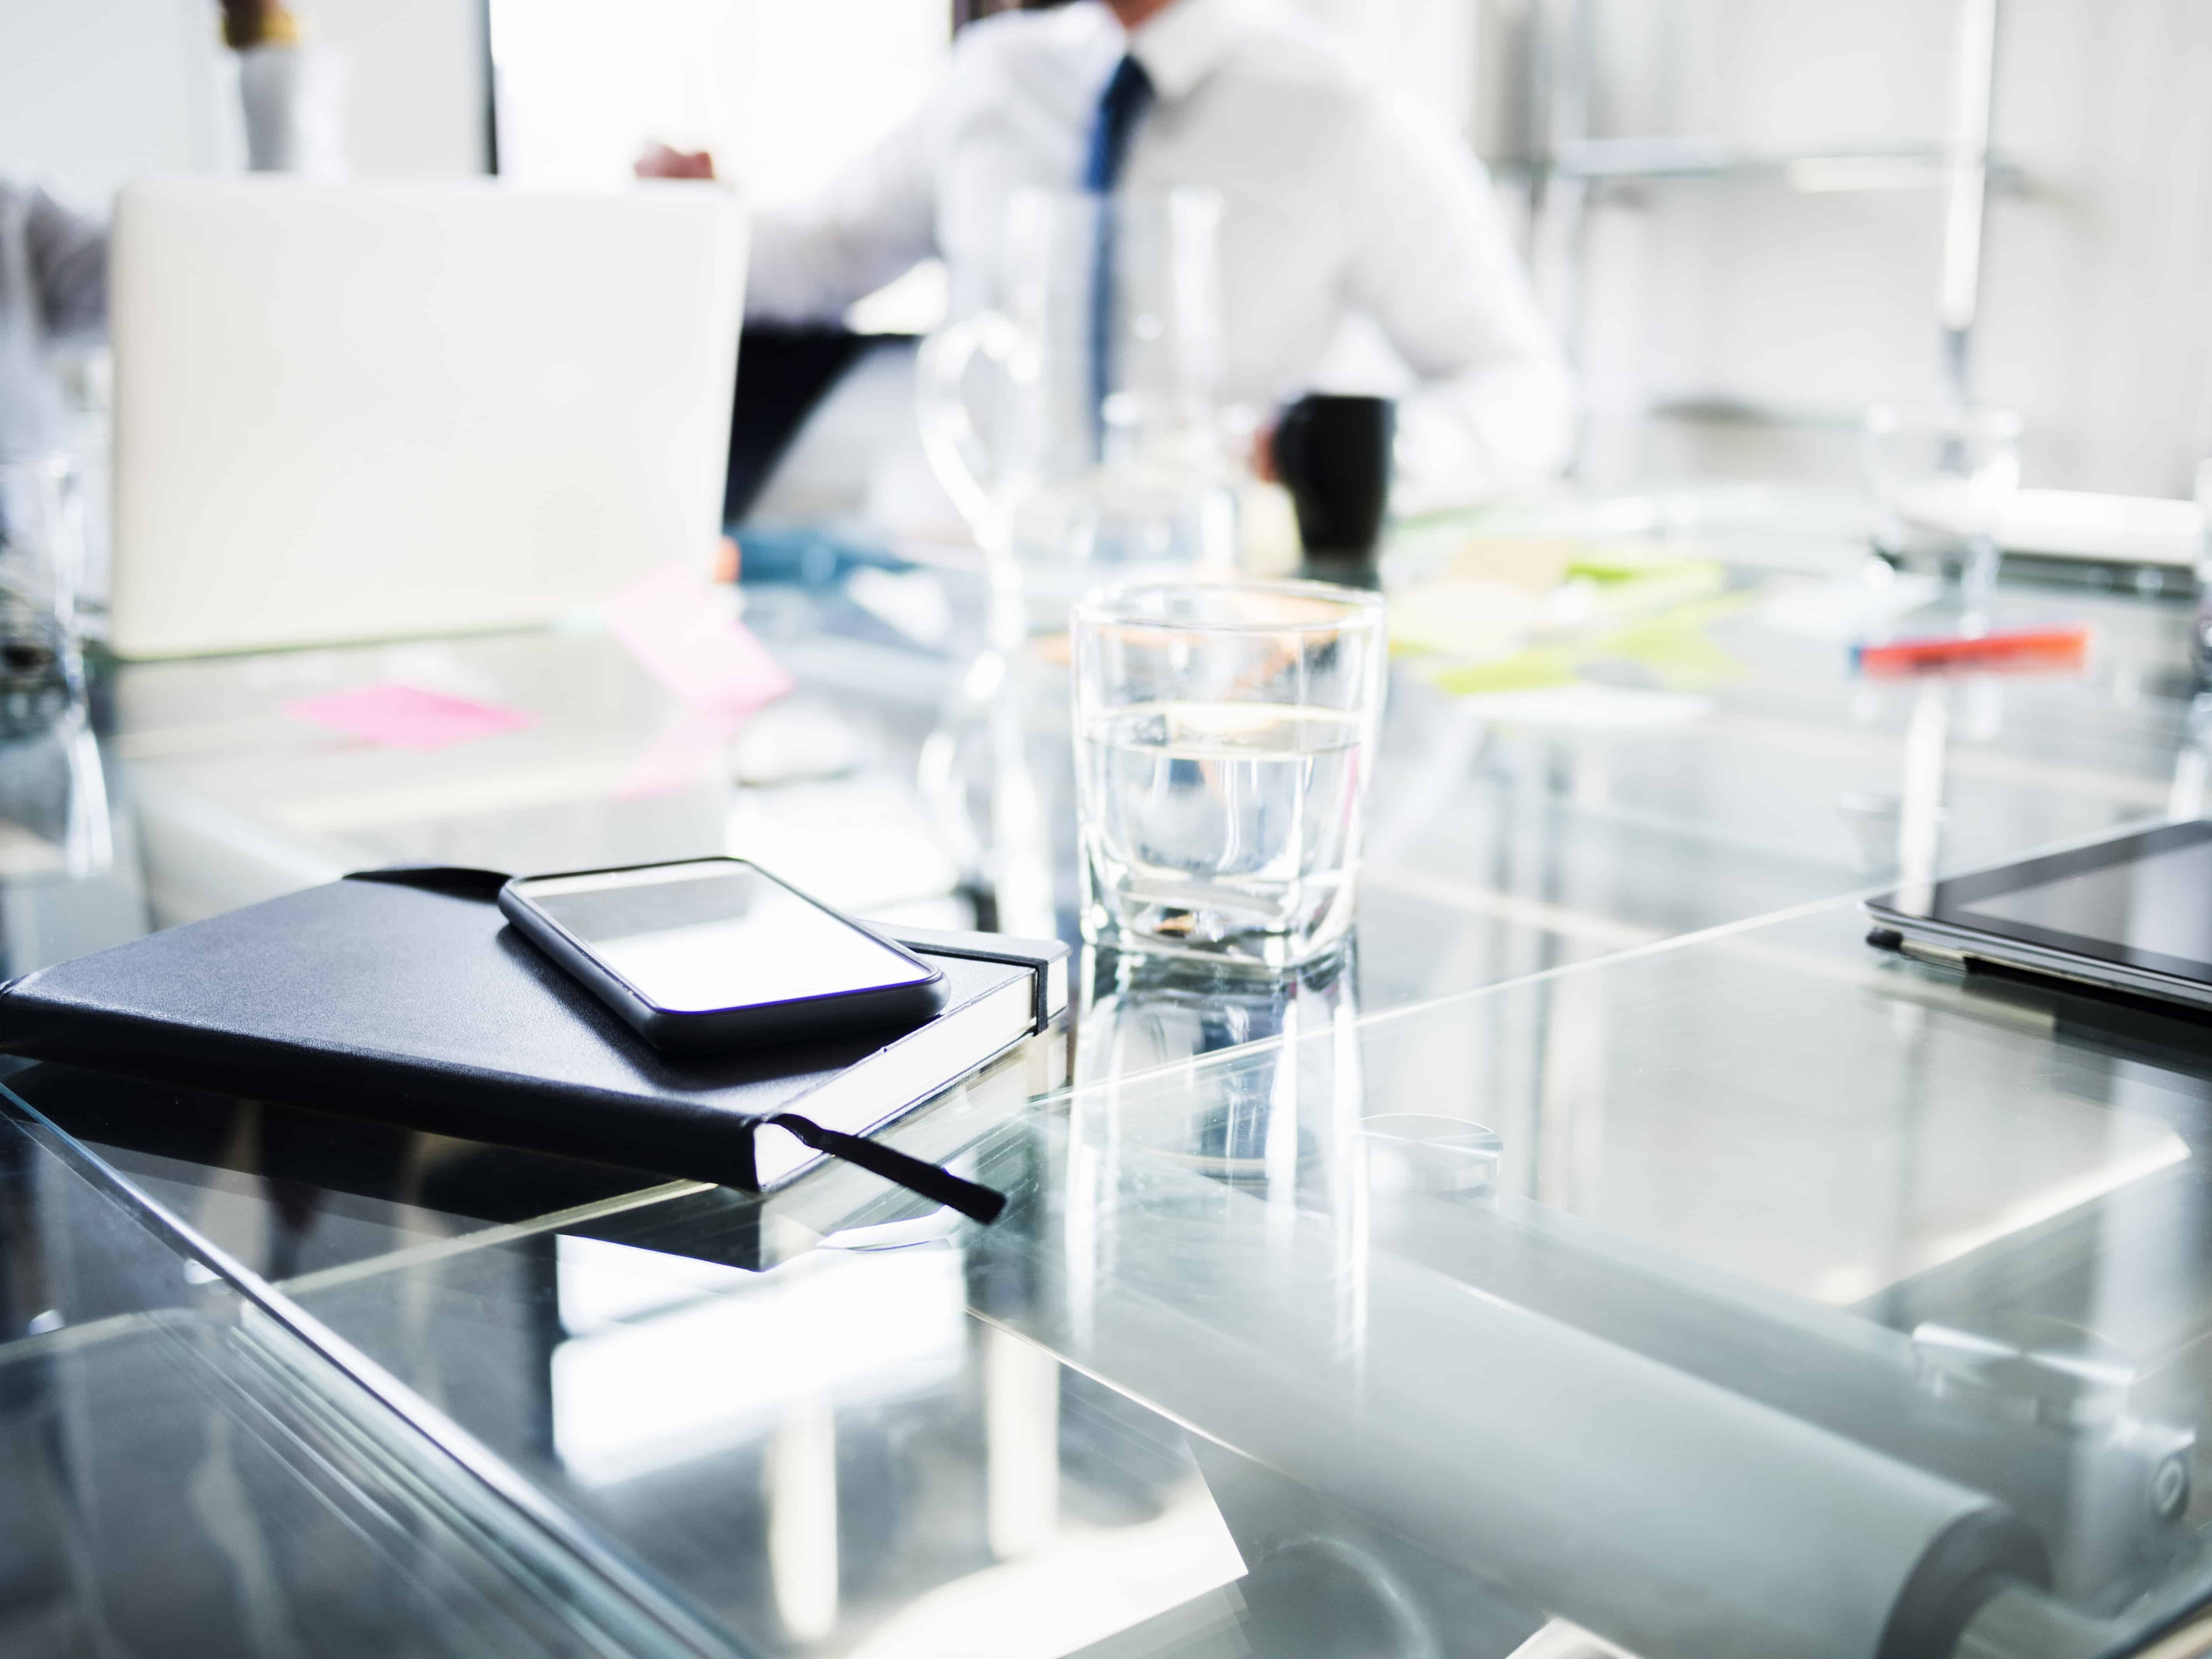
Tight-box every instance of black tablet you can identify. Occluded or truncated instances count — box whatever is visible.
[1866,820,2212,1012]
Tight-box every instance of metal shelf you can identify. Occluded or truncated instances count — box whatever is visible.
[1520,0,2007,458]
[1497,138,2030,195]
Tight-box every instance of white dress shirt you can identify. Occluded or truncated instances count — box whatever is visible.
[746,0,1575,498]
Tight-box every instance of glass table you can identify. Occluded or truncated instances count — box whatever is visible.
[4,520,2212,1657]
[0,1072,745,1659]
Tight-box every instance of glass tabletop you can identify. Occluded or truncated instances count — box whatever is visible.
[5,513,2212,1656]
[208,893,2212,1659]
[0,1077,748,1659]
[974,900,2212,1659]
[21,540,2185,1321]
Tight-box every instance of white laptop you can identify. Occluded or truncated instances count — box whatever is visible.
[109,179,746,658]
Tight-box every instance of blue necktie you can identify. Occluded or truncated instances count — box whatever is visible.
[1083,54,1154,192]
[1082,55,1155,456]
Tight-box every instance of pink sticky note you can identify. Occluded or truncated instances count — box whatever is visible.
[601,565,795,714]
[286,684,538,751]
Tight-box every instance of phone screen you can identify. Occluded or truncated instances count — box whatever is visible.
[512,860,934,1013]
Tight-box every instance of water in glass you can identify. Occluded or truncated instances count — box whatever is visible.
[1082,700,1366,955]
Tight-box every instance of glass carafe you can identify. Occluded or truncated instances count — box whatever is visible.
[919,186,1236,642]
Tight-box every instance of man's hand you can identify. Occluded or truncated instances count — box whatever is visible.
[636,143,717,182]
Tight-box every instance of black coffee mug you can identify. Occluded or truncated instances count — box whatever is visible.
[1271,394,1395,563]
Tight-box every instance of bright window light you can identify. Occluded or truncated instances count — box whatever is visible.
[488,0,949,203]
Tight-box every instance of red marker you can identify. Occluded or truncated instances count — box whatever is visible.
[1853,626,2090,676]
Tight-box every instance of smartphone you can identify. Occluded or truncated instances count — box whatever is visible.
[499,858,943,1054]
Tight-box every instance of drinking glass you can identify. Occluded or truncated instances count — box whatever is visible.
[1071,579,1388,968]
[0,455,84,700]
[920,188,1236,630]
[1863,403,2021,617]
[0,702,113,880]
[0,457,101,878]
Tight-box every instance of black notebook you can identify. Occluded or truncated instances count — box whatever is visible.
[0,868,1067,1221]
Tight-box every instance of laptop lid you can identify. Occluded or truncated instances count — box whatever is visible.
[109,179,745,659]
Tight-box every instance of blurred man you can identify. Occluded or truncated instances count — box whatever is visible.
[0,0,335,451]
[652,0,1574,498]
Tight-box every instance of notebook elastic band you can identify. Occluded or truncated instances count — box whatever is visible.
[768,1113,1007,1225]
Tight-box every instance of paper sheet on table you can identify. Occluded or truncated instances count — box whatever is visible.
[1389,579,1543,658]
[285,684,537,751]
[601,565,796,714]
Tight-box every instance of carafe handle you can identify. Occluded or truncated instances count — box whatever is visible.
[917,310,1023,544]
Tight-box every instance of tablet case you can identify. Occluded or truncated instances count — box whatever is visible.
[0,868,1069,1222]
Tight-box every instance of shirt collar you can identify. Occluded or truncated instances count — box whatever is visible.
[1123,0,1253,102]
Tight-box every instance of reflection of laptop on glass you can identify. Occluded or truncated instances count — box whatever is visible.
[108,179,746,659]
[1867,821,2212,1012]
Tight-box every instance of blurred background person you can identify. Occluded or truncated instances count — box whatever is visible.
[0,185,106,456]
[0,0,340,453]
[643,0,1573,511]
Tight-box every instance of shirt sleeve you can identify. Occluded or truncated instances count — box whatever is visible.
[1339,94,1575,497]
[26,187,107,342]
[743,73,957,325]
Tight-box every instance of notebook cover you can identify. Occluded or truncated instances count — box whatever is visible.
[0,871,1052,1193]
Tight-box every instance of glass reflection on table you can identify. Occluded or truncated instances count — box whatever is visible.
[295,1205,1251,1659]
[0,1089,720,1659]
[969,899,2212,1657]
